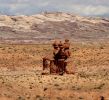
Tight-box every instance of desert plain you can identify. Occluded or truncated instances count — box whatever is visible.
[0,42,109,100]
[0,12,109,100]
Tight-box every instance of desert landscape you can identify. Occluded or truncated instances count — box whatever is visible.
[0,12,109,100]
[0,42,109,100]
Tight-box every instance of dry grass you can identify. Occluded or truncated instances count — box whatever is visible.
[0,43,109,69]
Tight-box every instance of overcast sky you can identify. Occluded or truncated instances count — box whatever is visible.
[0,0,109,17]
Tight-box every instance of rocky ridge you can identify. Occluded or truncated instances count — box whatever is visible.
[0,12,109,43]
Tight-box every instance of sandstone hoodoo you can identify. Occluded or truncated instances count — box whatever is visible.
[42,39,74,75]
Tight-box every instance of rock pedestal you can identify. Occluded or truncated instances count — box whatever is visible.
[50,60,58,74]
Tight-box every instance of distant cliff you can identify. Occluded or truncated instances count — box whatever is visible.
[0,12,109,43]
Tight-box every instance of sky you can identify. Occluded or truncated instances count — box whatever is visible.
[0,0,109,17]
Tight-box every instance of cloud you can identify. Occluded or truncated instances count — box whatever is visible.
[67,5,109,16]
[0,0,109,17]
[81,5,109,16]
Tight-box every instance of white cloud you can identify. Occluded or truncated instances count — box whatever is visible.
[82,5,109,16]
[69,5,109,16]
[0,0,109,16]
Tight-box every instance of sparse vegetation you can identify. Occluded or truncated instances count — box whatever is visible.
[0,43,109,100]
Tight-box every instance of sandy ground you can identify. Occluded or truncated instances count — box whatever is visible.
[0,43,109,100]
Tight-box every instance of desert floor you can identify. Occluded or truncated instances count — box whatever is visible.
[0,43,109,100]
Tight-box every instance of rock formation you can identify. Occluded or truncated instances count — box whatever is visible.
[0,12,109,43]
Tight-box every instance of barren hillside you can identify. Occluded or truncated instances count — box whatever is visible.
[0,12,109,43]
